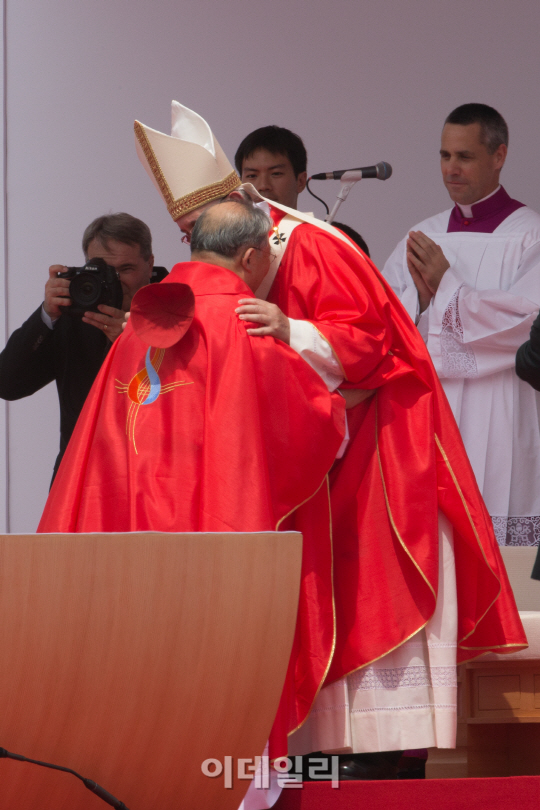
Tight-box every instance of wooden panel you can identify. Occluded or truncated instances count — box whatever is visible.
[477,675,521,711]
[468,724,540,777]
[534,675,540,709]
[467,665,540,719]
[426,747,468,779]
[456,665,467,747]
[468,724,510,778]
[0,531,303,810]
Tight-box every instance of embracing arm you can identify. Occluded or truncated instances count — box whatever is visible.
[236,224,408,397]
[281,225,402,388]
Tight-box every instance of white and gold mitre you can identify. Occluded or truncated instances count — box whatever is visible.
[134,101,241,221]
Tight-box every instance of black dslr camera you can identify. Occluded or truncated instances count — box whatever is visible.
[58,258,123,316]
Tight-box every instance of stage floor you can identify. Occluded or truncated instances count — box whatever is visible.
[274,776,540,810]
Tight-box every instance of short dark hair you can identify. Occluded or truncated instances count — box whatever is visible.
[444,104,508,154]
[190,200,271,258]
[235,126,307,178]
[332,222,370,258]
[82,213,153,261]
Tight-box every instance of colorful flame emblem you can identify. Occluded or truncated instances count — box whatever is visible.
[116,347,193,453]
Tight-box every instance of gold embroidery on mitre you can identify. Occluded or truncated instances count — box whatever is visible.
[134,121,175,206]
[166,171,241,220]
[134,121,241,220]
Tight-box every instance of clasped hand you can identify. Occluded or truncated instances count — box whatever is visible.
[406,231,450,313]
[235,299,290,344]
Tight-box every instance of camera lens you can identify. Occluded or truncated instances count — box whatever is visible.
[70,272,101,308]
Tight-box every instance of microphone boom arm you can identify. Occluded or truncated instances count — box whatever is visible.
[326,175,360,223]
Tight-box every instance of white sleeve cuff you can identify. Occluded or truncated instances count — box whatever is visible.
[41,305,58,330]
[288,318,344,392]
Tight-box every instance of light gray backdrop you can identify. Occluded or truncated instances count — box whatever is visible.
[2,0,539,531]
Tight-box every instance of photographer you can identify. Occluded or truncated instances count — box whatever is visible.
[0,213,166,478]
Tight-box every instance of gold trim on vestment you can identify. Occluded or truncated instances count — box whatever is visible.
[134,121,241,220]
[329,618,432,683]
[376,393,437,601]
[276,472,327,531]
[457,645,528,666]
[433,434,505,647]
[287,476,337,738]
[336,431,526,675]
[322,393,439,683]
[459,643,527,653]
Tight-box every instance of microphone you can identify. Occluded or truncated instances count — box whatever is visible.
[311,162,392,181]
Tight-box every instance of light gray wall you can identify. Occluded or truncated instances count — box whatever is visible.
[0,1,7,532]
[3,0,540,531]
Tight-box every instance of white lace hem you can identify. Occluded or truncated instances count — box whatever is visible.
[348,664,457,691]
[492,515,540,546]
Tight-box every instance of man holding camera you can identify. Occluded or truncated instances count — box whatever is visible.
[0,213,163,478]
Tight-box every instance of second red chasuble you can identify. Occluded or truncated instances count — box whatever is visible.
[38,261,346,756]
[267,211,527,680]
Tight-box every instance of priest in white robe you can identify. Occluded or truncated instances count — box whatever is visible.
[383,103,540,548]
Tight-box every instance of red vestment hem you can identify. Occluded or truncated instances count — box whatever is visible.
[266,213,526,686]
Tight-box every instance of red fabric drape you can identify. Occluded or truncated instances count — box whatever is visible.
[38,261,346,757]
[267,215,526,680]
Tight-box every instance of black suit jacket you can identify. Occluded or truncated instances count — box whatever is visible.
[0,267,168,478]
[0,307,111,476]
[516,310,540,392]
[515,311,540,580]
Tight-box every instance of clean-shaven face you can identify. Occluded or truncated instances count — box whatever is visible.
[440,122,507,206]
[240,148,307,209]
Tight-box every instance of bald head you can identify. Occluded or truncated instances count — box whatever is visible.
[190,200,273,292]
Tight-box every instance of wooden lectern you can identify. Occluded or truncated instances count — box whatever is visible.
[0,531,302,810]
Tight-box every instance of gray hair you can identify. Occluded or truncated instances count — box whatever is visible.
[82,213,153,260]
[190,200,271,258]
[445,103,508,154]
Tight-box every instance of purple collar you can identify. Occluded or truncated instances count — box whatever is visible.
[447,186,525,233]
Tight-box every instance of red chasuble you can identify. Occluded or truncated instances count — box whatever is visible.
[38,261,346,756]
[267,210,527,680]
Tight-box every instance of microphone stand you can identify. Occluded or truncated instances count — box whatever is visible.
[0,747,130,809]
[325,170,364,223]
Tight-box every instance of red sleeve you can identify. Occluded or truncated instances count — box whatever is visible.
[279,224,413,387]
